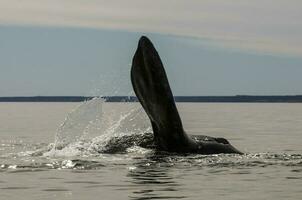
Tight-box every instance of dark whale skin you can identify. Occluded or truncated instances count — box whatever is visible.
[131,36,242,154]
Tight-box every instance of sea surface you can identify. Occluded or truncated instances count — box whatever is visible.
[0,101,302,200]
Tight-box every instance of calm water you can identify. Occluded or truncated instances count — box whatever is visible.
[0,102,302,200]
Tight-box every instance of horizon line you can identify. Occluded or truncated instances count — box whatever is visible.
[1,95,302,103]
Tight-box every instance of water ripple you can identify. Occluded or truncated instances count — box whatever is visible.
[1,152,302,172]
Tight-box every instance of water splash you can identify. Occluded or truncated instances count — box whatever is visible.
[44,97,151,157]
[86,103,152,153]
[53,97,104,150]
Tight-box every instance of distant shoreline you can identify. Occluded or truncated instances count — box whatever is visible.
[1,96,302,103]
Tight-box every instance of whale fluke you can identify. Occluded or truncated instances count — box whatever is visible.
[131,36,195,152]
[131,36,242,154]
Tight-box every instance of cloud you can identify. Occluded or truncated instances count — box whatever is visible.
[0,0,301,56]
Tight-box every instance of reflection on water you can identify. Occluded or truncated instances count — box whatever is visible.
[128,155,184,200]
[1,102,302,200]
[126,152,302,200]
[1,150,302,200]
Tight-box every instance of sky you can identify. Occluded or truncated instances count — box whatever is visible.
[0,0,301,96]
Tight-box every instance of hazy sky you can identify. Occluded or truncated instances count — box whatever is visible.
[0,0,301,96]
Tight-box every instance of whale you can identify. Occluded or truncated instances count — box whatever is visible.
[130,36,242,154]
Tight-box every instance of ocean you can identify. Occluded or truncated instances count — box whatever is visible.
[0,101,301,200]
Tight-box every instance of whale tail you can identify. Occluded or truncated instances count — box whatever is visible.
[131,36,194,152]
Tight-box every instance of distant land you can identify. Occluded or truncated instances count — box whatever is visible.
[1,96,302,102]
